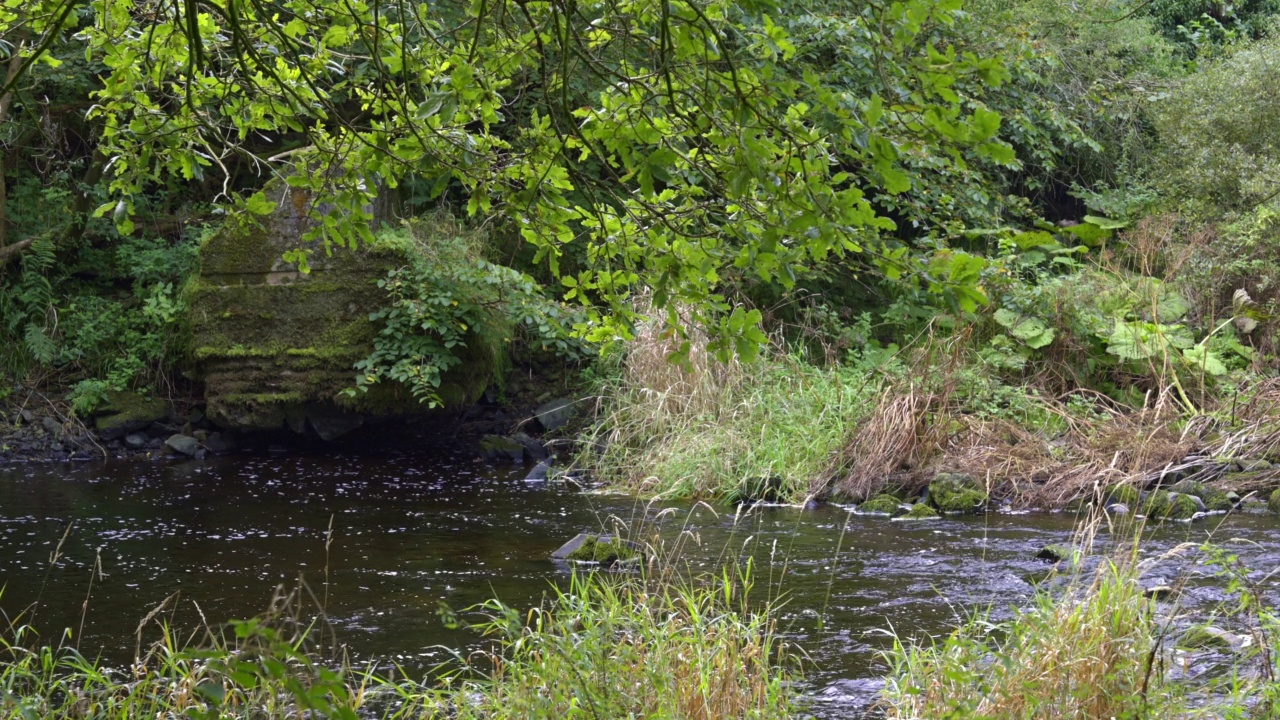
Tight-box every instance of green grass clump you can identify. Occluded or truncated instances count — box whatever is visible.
[582,348,877,502]
[0,573,795,720]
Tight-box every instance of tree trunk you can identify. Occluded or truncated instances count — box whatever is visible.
[0,33,28,252]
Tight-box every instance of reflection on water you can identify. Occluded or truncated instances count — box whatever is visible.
[1,445,1279,717]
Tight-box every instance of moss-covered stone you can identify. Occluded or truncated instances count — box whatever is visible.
[894,503,940,521]
[1144,490,1200,521]
[1268,488,1280,516]
[928,473,987,514]
[93,391,170,440]
[565,535,640,565]
[858,494,903,515]
[1106,484,1142,508]
[1036,544,1075,564]
[189,185,496,432]
[1167,480,1234,512]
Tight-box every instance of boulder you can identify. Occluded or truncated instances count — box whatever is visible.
[187,183,495,432]
[552,533,640,566]
[479,435,526,463]
[1105,483,1142,508]
[1167,480,1233,512]
[164,434,201,457]
[1269,488,1280,515]
[306,404,364,441]
[534,398,579,432]
[928,473,987,514]
[1036,544,1074,563]
[94,391,169,440]
[525,458,553,482]
[510,431,550,461]
[124,433,149,449]
[1143,490,1200,521]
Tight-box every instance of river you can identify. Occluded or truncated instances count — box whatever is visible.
[2,442,1279,717]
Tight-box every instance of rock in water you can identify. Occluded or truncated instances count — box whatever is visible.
[164,434,200,457]
[479,435,526,463]
[525,458,553,482]
[927,473,988,514]
[857,494,903,515]
[124,433,149,449]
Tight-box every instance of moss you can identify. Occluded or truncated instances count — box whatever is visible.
[93,391,169,438]
[928,473,987,514]
[565,535,640,565]
[1168,480,1234,512]
[1269,488,1280,516]
[895,503,940,521]
[1144,490,1200,521]
[858,494,903,515]
[1106,484,1142,508]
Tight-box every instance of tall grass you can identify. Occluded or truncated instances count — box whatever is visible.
[0,569,796,719]
[879,516,1280,719]
[581,317,880,501]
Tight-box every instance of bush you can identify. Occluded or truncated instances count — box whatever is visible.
[1155,36,1280,209]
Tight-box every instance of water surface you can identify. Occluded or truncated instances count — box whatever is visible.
[2,445,1278,717]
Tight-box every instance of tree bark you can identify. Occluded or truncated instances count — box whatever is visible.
[0,32,29,252]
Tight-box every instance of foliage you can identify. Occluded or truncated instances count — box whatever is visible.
[1154,35,1280,210]
[351,221,585,408]
[69,0,1031,358]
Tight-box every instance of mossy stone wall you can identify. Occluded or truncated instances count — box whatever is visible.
[188,188,493,433]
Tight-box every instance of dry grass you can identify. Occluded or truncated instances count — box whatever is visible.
[816,388,936,501]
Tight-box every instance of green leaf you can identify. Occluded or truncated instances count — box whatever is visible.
[1183,345,1227,376]
[245,192,275,216]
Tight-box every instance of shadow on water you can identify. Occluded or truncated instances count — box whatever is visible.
[2,443,1280,717]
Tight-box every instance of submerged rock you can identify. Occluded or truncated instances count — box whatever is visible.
[857,494,903,515]
[893,503,940,521]
[1036,544,1075,564]
[928,473,987,514]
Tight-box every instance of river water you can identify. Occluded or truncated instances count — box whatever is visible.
[2,442,1279,717]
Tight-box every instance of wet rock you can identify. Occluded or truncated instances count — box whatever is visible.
[1167,480,1233,512]
[1105,502,1131,515]
[1143,490,1200,521]
[1235,458,1272,473]
[857,494,903,515]
[41,416,62,436]
[306,404,364,441]
[18,408,33,424]
[1179,625,1249,652]
[94,391,169,441]
[525,458,553,482]
[124,433,149,449]
[164,434,201,457]
[511,431,549,461]
[552,533,640,566]
[479,434,525,463]
[205,432,237,455]
[534,398,579,432]
[928,473,987,514]
[1036,544,1074,563]
[893,503,940,521]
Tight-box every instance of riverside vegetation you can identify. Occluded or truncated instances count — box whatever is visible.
[6,0,1280,717]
